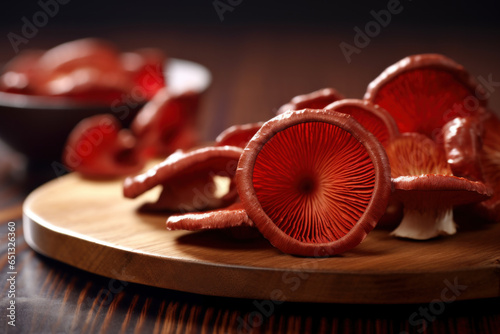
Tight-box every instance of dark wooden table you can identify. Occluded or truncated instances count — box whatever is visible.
[1,23,500,333]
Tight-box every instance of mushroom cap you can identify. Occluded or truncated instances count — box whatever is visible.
[166,202,254,230]
[324,99,399,147]
[442,115,484,181]
[124,146,243,199]
[277,87,344,115]
[477,112,500,221]
[237,109,392,257]
[386,132,492,210]
[63,114,144,177]
[131,88,200,157]
[39,38,123,75]
[215,122,265,148]
[364,54,487,139]
[0,49,45,94]
[121,48,167,99]
[393,175,492,209]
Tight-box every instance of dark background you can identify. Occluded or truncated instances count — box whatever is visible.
[1,0,499,27]
[1,0,499,140]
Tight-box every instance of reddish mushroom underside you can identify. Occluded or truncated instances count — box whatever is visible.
[237,109,392,257]
[364,54,487,141]
[386,133,492,240]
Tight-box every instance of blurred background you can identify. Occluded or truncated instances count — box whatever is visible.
[0,0,499,183]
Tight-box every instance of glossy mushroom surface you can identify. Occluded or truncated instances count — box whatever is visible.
[476,113,500,221]
[442,116,484,182]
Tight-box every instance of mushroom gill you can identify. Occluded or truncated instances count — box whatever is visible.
[364,54,487,140]
[387,133,492,240]
[237,109,391,256]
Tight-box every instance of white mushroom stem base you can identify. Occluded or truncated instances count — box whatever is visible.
[390,206,457,240]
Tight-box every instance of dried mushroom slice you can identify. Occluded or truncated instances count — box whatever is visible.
[237,109,391,257]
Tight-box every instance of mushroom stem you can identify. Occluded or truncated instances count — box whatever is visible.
[391,206,456,240]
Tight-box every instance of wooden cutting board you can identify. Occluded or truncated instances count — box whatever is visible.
[23,172,500,304]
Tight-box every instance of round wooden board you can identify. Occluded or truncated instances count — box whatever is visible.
[23,172,500,304]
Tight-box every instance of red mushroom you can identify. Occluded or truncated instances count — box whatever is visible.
[276,88,344,115]
[38,38,132,103]
[121,48,167,100]
[386,133,492,240]
[131,87,200,158]
[166,202,254,230]
[442,115,484,182]
[324,99,401,226]
[214,122,264,148]
[364,54,487,141]
[236,109,392,256]
[38,38,124,76]
[166,203,259,239]
[324,99,399,147]
[63,114,145,177]
[43,67,132,103]
[124,146,242,212]
[476,113,500,222]
[0,49,44,94]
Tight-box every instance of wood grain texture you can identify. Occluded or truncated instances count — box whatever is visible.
[23,172,500,304]
[2,215,500,333]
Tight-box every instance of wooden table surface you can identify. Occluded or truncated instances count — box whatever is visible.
[1,21,500,333]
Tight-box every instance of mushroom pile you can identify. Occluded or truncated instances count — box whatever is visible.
[0,38,166,103]
[66,53,500,257]
[62,88,200,177]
